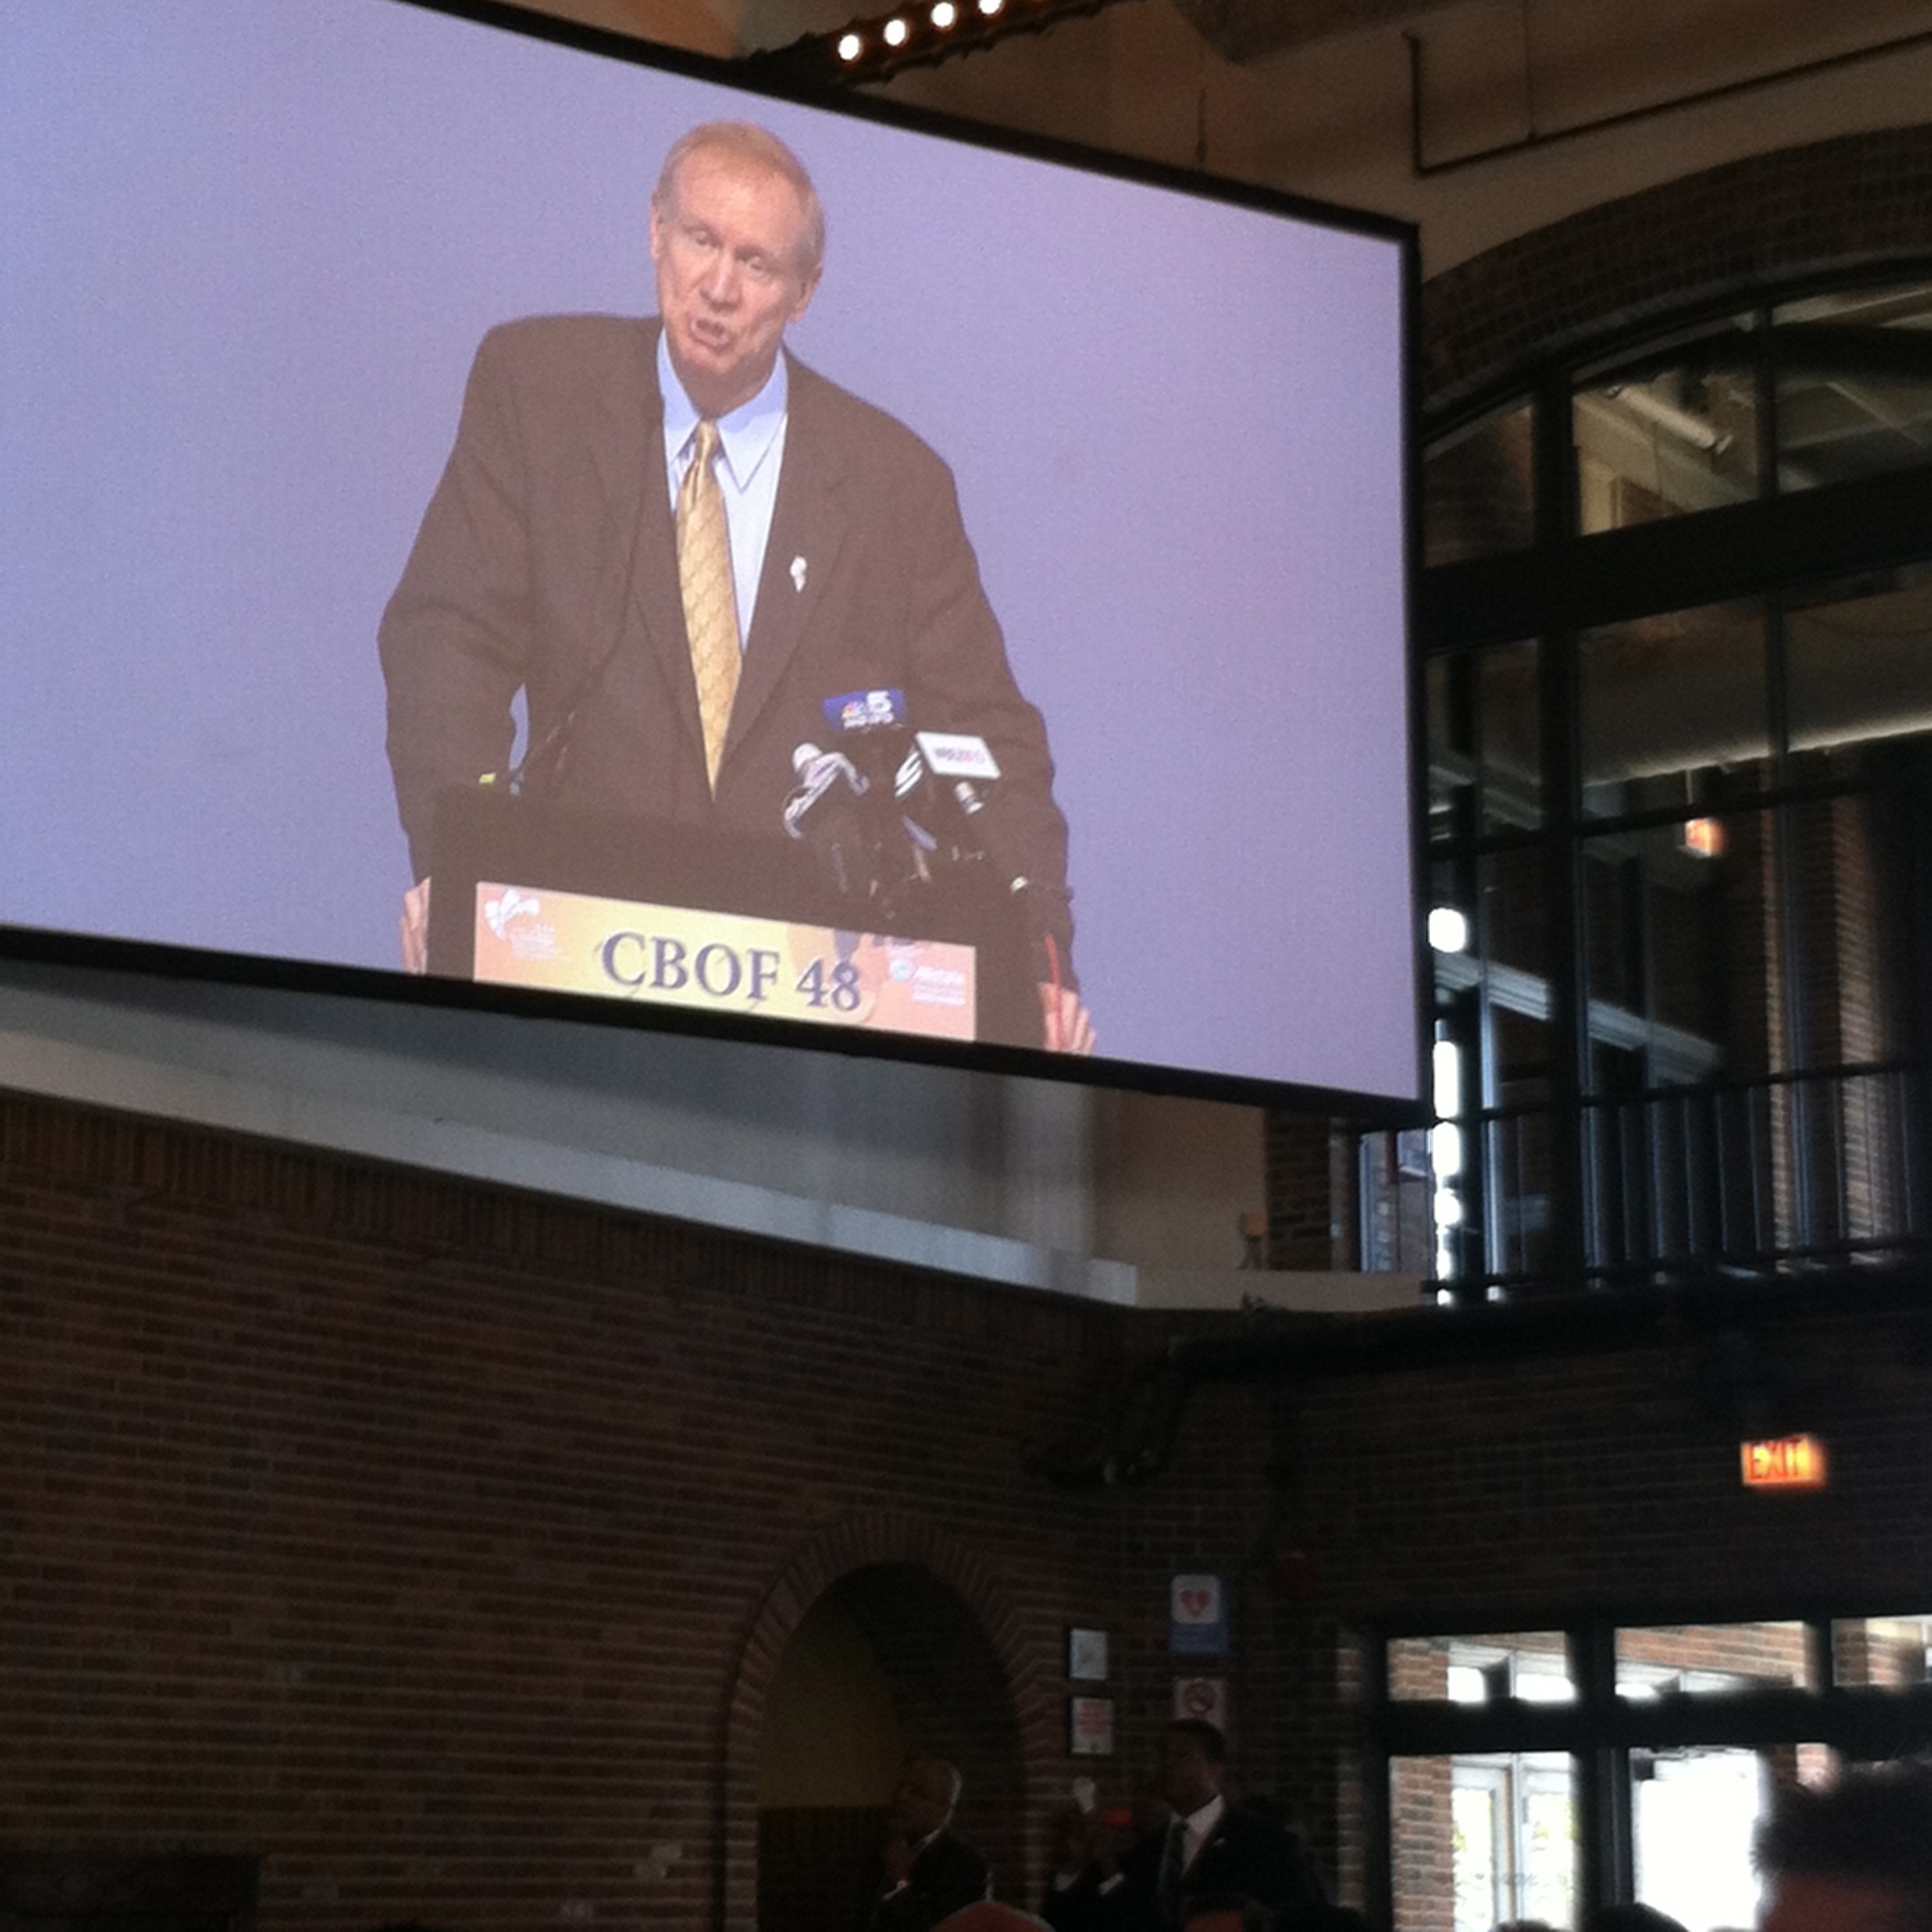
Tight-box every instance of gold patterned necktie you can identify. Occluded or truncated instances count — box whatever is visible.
[677,419,741,792]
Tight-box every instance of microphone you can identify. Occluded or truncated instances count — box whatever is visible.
[782,739,876,900]
[819,690,929,905]
[782,742,868,839]
[821,688,914,799]
[913,730,1002,787]
[899,733,1008,873]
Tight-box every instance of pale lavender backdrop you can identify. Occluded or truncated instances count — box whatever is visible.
[0,0,1415,1099]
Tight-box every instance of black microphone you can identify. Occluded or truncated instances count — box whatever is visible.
[819,690,934,907]
[821,688,915,800]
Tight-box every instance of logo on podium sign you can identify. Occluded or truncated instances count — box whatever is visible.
[1170,1573,1229,1657]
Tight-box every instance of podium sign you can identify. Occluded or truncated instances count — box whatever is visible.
[473,881,977,1042]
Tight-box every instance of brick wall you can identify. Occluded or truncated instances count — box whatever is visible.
[9,1082,1932,1931]
[1420,127,1932,417]
[1282,1313,1932,1621]
[0,1089,1238,1932]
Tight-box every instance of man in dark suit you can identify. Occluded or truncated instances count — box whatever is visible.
[379,121,1092,1051]
[1119,1722,1327,1932]
[870,1757,991,1932]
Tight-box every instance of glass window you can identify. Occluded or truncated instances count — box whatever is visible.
[1375,1619,1887,1932]
[1784,562,1932,767]
[1478,844,1550,986]
[1576,820,1734,1089]
[1484,1094,1554,1285]
[1576,357,1759,534]
[1389,1634,1573,1700]
[1451,1774,1502,1932]
[1776,792,1911,1071]
[1631,1747,1769,1932]
[1360,1128,1438,1278]
[1579,600,1772,819]
[1832,1613,1932,1687]
[1414,276,1932,1294]
[1428,643,1543,842]
[1616,1622,1816,1693]
[1392,1753,1577,1932]
[1773,281,1932,492]
[1425,399,1536,566]
[1466,852,1558,1285]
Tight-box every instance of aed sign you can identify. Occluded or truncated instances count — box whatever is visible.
[1739,1434,1829,1491]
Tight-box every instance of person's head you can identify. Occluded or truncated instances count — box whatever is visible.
[1181,1900,1268,1932]
[1754,1759,1932,1932]
[1130,1790,1176,1840]
[933,1908,1053,1932]
[891,1756,963,1840]
[1160,1719,1229,1816]
[650,122,823,420]
[1586,1907,1689,1932]
[931,1901,1051,1932]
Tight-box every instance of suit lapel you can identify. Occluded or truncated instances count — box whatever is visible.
[723,356,851,763]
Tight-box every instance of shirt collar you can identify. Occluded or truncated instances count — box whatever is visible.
[658,328,788,491]
[1181,1793,1225,1845]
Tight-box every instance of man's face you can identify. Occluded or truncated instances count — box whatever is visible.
[650,144,819,420]
[1160,1734,1221,1817]
[1760,1873,1925,1932]
[890,1760,955,1841]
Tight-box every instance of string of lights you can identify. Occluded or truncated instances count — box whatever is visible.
[744,0,1144,88]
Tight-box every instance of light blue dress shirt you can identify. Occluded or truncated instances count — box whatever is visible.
[659,331,790,651]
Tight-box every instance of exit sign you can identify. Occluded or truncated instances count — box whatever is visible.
[1740,1435,1828,1490]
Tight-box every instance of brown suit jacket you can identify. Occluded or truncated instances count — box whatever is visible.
[379,315,1073,971]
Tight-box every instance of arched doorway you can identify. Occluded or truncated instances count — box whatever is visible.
[757,1562,1027,1932]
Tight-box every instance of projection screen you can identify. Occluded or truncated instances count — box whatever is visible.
[0,0,1423,1114]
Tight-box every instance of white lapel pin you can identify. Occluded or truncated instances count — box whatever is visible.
[789,555,808,593]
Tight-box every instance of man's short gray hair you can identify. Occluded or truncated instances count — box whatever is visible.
[655,122,826,282]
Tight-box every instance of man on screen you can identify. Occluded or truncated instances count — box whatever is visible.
[379,121,1092,1052]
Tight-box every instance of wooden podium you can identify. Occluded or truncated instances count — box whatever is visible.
[424,787,1043,1049]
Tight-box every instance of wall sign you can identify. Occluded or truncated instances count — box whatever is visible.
[1170,1573,1229,1657]
[1069,1695,1116,1756]
[1740,1434,1828,1490]
[1172,1676,1229,1731]
[1068,1627,1110,1683]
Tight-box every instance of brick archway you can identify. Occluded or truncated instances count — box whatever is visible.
[1422,123,1932,413]
[717,1511,1060,1931]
